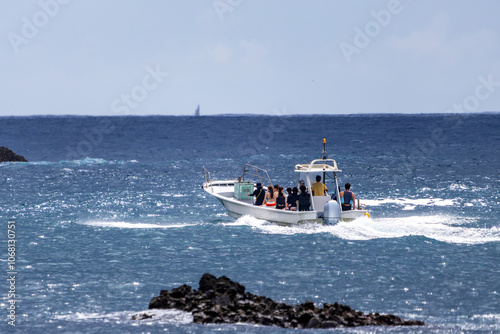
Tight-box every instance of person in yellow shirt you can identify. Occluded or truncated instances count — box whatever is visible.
[311,175,328,196]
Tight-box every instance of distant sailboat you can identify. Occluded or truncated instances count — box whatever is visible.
[194,105,200,116]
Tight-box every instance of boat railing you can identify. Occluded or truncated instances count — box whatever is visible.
[242,164,272,187]
[357,199,367,210]
[296,158,340,172]
[203,166,213,192]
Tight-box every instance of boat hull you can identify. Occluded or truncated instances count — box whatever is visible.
[203,181,368,225]
[217,195,320,225]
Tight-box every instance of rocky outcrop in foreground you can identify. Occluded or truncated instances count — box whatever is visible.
[0,146,27,162]
[144,273,424,329]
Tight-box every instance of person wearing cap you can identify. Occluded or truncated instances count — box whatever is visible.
[249,183,265,206]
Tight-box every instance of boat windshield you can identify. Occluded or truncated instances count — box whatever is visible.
[242,164,272,187]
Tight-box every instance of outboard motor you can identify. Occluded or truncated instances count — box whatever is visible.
[323,200,341,225]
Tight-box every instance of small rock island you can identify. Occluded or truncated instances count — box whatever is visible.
[0,146,27,162]
[141,273,424,329]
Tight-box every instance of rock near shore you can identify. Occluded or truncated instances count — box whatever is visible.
[145,273,424,329]
[0,146,27,162]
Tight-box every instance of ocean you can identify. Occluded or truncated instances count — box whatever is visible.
[1,114,499,333]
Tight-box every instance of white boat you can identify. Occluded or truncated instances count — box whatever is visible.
[202,140,369,225]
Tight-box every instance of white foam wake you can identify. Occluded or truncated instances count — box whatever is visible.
[227,215,500,245]
[363,198,457,210]
[223,216,337,236]
[332,216,500,244]
[79,221,195,229]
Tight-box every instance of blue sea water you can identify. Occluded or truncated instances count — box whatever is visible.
[1,114,499,333]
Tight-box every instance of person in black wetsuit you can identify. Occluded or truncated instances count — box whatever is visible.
[249,183,265,206]
[287,187,299,211]
[340,183,356,211]
[298,185,311,211]
[276,186,287,210]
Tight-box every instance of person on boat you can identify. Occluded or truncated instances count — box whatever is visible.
[249,182,265,206]
[331,186,341,201]
[276,186,287,210]
[265,185,276,206]
[280,185,287,202]
[298,185,311,211]
[298,180,305,193]
[311,175,328,196]
[273,184,280,199]
[287,187,299,211]
[340,183,356,211]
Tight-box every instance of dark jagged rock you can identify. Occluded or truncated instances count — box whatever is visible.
[0,146,27,162]
[131,313,154,320]
[143,273,425,329]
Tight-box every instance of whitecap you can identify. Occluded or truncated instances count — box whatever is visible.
[78,221,195,229]
[449,183,469,191]
[79,157,108,164]
[470,313,500,320]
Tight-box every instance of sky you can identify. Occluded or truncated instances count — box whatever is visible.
[1,0,500,116]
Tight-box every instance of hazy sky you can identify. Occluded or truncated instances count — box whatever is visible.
[1,0,500,116]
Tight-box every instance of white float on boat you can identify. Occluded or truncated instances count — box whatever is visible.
[202,140,369,225]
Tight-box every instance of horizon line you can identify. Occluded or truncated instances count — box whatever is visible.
[0,111,499,118]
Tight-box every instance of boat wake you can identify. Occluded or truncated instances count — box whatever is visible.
[79,220,196,229]
[77,216,500,245]
[226,215,500,245]
[54,309,193,325]
[363,198,457,210]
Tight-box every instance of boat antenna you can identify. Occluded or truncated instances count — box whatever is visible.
[321,138,328,159]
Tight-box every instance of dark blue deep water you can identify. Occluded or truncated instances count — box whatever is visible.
[1,114,499,333]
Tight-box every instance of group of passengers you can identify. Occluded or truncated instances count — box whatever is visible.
[249,175,356,211]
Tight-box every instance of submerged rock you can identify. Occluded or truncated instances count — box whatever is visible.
[144,273,425,329]
[0,146,27,162]
[131,313,154,320]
